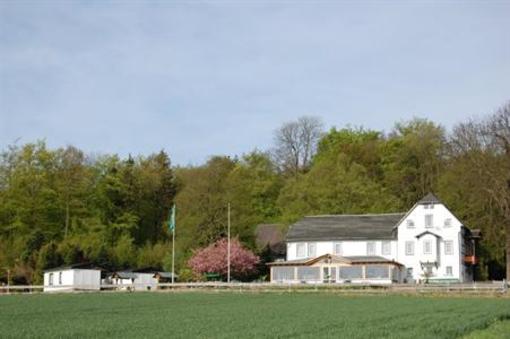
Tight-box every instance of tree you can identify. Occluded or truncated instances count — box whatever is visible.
[382,119,446,209]
[174,156,236,250]
[446,102,510,279]
[54,146,91,238]
[226,151,282,245]
[273,116,323,175]
[188,238,259,280]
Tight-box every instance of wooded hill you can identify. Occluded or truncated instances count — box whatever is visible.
[1,102,509,283]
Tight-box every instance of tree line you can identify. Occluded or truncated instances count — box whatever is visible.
[0,101,509,283]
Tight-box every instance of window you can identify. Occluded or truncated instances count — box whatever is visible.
[423,240,432,254]
[444,240,454,255]
[424,204,435,209]
[334,242,343,255]
[296,243,306,258]
[406,268,413,278]
[406,219,415,228]
[444,218,452,227]
[323,267,336,282]
[405,241,414,256]
[446,266,453,276]
[339,267,363,279]
[297,267,320,281]
[58,272,62,285]
[425,214,433,228]
[365,265,389,279]
[366,242,376,256]
[49,273,54,286]
[307,243,316,257]
[273,267,295,281]
[382,241,391,255]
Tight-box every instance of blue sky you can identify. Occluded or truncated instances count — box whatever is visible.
[1,1,509,165]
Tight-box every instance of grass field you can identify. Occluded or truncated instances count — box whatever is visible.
[0,292,509,338]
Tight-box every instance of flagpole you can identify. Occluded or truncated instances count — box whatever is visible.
[171,205,175,284]
[172,224,175,284]
[227,202,231,283]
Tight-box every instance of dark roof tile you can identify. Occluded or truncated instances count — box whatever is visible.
[286,213,405,241]
[417,193,441,205]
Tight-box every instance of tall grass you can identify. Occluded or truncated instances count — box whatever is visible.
[0,293,509,338]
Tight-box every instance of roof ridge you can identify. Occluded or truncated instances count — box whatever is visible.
[304,212,405,218]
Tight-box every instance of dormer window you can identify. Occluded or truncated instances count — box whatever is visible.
[406,219,415,228]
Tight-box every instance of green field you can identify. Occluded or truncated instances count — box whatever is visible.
[0,292,509,338]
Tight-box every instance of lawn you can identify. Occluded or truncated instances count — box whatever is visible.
[0,292,509,338]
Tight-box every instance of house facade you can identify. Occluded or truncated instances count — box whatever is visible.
[270,193,479,284]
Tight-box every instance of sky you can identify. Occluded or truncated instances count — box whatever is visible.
[1,1,509,165]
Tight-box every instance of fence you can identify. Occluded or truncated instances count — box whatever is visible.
[0,280,508,295]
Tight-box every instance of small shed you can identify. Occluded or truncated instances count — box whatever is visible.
[110,271,137,285]
[153,272,178,283]
[43,263,101,292]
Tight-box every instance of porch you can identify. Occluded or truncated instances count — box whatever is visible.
[269,254,404,284]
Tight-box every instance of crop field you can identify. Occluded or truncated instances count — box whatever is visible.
[0,292,509,338]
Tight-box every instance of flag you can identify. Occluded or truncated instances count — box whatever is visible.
[168,204,175,233]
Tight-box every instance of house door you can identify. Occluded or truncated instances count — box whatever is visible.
[323,267,337,283]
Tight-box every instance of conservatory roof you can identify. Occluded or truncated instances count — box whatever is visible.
[268,254,403,267]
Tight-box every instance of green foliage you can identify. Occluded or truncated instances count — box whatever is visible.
[0,143,177,280]
[0,109,508,281]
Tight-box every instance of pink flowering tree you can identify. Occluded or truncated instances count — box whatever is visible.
[188,238,260,280]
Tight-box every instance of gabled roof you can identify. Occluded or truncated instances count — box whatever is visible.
[255,224,286,254]
[286,213,405,242]
[417,192,441,205]
[415,231,442,239]
[393,193,470,231]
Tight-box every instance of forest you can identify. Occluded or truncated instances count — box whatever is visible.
[1,101,509,283]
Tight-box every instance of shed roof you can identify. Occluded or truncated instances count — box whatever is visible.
[44,263,101,273]
[154,272,178,279]
[112,271,137,279]
[286,213,405,242]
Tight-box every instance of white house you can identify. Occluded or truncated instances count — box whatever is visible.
[43,264,101,292]
[270,193,480,284]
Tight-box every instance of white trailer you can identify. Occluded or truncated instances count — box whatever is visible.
[43,265,101,292]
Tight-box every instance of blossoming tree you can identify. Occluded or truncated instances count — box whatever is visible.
[188,238,259,280]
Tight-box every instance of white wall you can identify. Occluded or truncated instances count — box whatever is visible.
[43,269,100,292]
[134,273,158,290]
[287,240,398,261]
[74,270,101,290]
[396,203,469,282]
